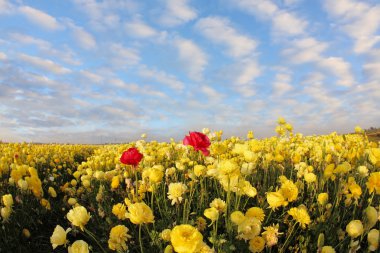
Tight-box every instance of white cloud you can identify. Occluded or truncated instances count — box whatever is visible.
[272,11,307,36]
[9,32,50,48]
[138,66,184,91]
[282,37,328,64]
[125,19,158,38]
[79,70,103,83]
[108,43,140,66]
[159,0,197,26]
[66,23,97,50]
[18,53,71,75]
[200,86,224,101]
[273,72,293,96]
[0,0,15,15]
[317,57,355,87]
[233,0,278,19]
[18,6,62,30]
[174,38,207,81]
[0,52,6,60]
[323,0,380,53]
[363,61,380,81]
[195,16,257,58]
[235,59,261,86]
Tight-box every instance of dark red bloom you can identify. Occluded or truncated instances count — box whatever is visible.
[120,147,143,166]
[183,131,211,156]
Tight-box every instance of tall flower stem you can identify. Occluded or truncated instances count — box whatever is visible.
[139,224,144,253]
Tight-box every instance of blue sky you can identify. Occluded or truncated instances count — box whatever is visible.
[0,0,379,143]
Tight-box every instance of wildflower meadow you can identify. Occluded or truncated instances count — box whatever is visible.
[0,118,379,253]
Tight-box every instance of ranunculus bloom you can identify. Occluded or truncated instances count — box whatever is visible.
[120,147,143,166]
[183,132,211,156]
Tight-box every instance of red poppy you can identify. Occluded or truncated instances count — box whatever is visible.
[120,147,143,166]
[183,131,211,156]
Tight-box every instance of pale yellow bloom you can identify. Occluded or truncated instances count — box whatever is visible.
[245,207,265,222]
[368,229,379,251]
[126,202,154,224]
[50,225,71,249]
[287,206,311,229]
[170,224,203,253]
[67,206,91,231]
[167,182,187,205]
[321,246,336,253]
[346,220,364,238]
[249,236,265,252]
[68,240,89,253]
[2,194,13,208]
[210,198,226,213]
[108,225,131,251]
[204,207,219,222]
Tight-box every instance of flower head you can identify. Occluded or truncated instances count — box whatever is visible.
[68,240,89,253]
[367,172,380,194]
[346,220,364,238]
[287,206,311,229]
[249,236,265,252]
[67,206,91,231]
[108,225,131,251]
[167,182,187,205]
[183,132,211,156]
[120,147,143,167]
[50,225,71,249]
[170,224,203,253]
[126,202,154,224]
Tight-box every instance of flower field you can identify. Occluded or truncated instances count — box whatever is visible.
[0,120,379,253]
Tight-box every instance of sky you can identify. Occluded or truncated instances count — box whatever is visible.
[0,0,379,143]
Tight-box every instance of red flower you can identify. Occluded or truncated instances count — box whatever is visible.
[120,147,143,166]
[183,131,211,156]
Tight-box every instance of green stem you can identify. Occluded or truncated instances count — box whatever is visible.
[84,228,107,253]
[139,224,144,253]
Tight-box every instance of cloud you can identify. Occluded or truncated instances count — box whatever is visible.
[195,16,257,58]
[108,43,140,66]
[65,21,97,50]
[0,0,15,15]
[282,37,328,63]
[272,11,307,36]
[125,19,158,38]
[18,5,62,30]
[18,53,71,75]
[79,70,104,83]
[323,0,380,53]
[159,0,197,26]
[273,72,293,96]
[200,86,224,101]
[138,66,184,91]
[0,51,6,60]
[174,38,207,81]
[232,0,306,37]
[317,57,355,87]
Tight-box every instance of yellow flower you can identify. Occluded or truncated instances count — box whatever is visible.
[241,180,258,198]
[2,194,13,208]
[368,229,379,251]
[204,207,219,222]
[126,202,154,224]
[249,236,265,252]
[68,198,77,206]
[262,224,281,247]
[266,191,286,210]
[304,172,317,183]
[170,224,203,253]
[48,187,57,198]
[237,217,262,240]
[50,225,71,249]
[1,206,12,221]
[321,246,336,253]
[357,166,369,177]
[108,225,131,251]
[346,220,364,238]
[68,240,89,253]
[167,182,187,205]
[112,203,127,220]
[245,207,265,222]
[111,176,120,189]
[40,198,51,210]
[67,206,91,231]
[230,211,245,225]
[210,198,226,213]
[148,167,164,183]
[318,193,329,206]
[364,206,378,230]
[367,172,380,194]
[161,229,172,241]
[368,148,380,167]
[247,130,254,139]
[194,165,206,177]
[287,206,311,229]
[164,245,173,253]
[218,159,240,178]
[324,164,336,181]
[279,178,298,203]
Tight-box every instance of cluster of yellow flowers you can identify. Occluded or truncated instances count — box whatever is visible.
[0,120,379,252]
